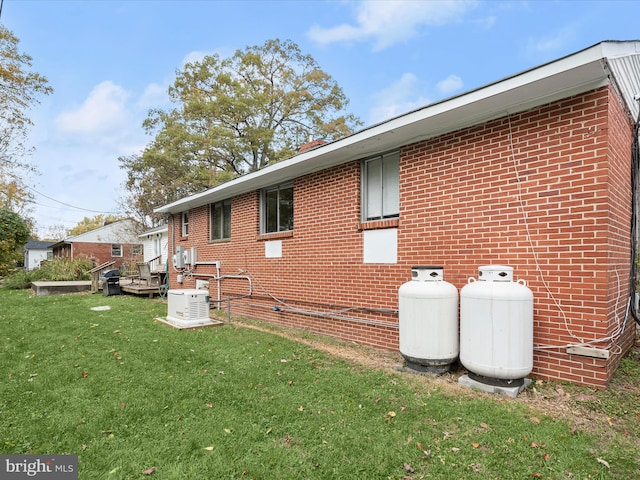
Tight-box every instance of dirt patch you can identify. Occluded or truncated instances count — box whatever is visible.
[234,318,640,442]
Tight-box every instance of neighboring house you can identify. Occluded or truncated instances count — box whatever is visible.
[50,219,143,269]
[23,240,54,270]
[155,41,640,387]
[138,224,169,267]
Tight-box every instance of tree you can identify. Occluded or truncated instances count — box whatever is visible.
[0,26,53,216]
[120,38,361,227]
[67,214,125,237]
[0,208,30,275]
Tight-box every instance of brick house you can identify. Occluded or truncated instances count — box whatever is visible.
[50,219,142,269]
[155,41,640,387]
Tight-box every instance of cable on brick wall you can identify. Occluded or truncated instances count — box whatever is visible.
[628,96,640,327]
[506,112,636,352]
[237,269,399,329]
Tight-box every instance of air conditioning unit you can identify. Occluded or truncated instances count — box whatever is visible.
[173,246,185,268]
[166,289,211,328]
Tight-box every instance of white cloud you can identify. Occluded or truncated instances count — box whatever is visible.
[525,25,578,56]
[308,0,478,50]
[138,82,170,110]
[182,50,210,66]
[436,74,463,96]
[369,73,430,124]
[55,81,131,137]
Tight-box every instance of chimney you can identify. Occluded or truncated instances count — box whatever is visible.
[298,139,327,153]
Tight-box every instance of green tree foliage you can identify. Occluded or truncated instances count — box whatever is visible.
[120,38,361,227]
[0,208,30,275]
[0,26,53,216]
[67,214,125,237]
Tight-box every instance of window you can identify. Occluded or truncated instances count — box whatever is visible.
[262,183,293,233]
[181,212,189,237]
[132,244,143,255]
[362,151,399,221]
[210,199,232,240]
[111,244,122,257]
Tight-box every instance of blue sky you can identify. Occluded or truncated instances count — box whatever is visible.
[2,0,640,238]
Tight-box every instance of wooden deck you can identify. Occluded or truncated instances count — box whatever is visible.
[119,277,166,298]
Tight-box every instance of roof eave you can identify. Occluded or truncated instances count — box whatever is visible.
[155,40,639,215]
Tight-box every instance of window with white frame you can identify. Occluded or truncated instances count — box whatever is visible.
[111,244,122,257]
[362,151,399,221]
[210,199,231,240]
[181,212,189,237]
[262,183,293,233]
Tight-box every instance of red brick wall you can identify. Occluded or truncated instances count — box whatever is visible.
[53,242,142,269]
[168,85,636,387]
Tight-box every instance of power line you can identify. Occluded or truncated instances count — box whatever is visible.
[27,185,124,214]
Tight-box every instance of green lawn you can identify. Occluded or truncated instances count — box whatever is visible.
[0,288,637,479]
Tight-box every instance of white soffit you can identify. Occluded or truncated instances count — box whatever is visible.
[156,41,640,214]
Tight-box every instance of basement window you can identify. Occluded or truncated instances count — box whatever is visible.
[111,244,122,257]
[362,151,399,221]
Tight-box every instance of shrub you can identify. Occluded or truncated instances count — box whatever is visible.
[3,257,93,288]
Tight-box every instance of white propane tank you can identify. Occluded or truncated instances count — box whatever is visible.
[460,265,533,385]
[398,266,459,373]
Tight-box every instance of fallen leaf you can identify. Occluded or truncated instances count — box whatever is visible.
[206,403,213,408]
[416,442,431,458]
[531,442,538,448]
[298,406,304,412]
[472,443,480,449]
[142,467,155,475]
[606,417,614,426]
[532,473,542,478]
[81,371,88,378]
[597,458,610,468]
[224,428,231,434]
[543,453,550,461]
[451,447,460,452]
[530,417,540,424]
[203,446,214,451]
[403,463,414,473]
[388,411,396,418]
[480,422,490,429]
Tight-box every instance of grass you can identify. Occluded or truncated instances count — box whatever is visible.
[0,288,638,479]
